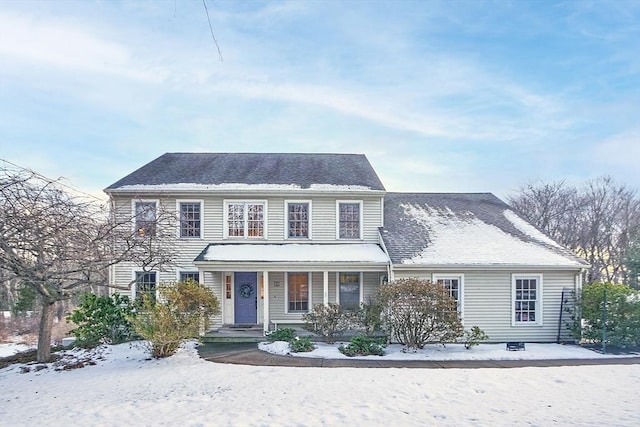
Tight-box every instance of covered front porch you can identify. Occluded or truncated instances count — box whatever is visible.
[193,243,390,334]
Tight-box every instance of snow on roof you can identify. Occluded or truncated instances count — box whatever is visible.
[197,243,389,264]
[112,183,375,192]
[400,203,583,266]
[503,210,561,248]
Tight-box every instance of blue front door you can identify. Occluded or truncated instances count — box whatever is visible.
[234,272,257,324]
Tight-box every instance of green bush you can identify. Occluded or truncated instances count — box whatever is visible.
[338,334,386,357]
[266,328,297,342]
[302,303,355,344]
[355,299,384,334]
[377,278,464,350]
[130,280,221,358]
[463,326,489,349]
[289,336,314,353]
[67,293,135,348]
[580,282,640,346]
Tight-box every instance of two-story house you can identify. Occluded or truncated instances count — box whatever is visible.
[105,153,588,342]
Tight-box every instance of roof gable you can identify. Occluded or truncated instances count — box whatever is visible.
[381,192,588,268]
[106,153,385,191]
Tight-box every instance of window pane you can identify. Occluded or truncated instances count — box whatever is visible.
[135,272,156,304]
[180,203,201,238]
[288,273,308,312]
[339,203,360,239]
[135,202,156,237]
[247,204,264,237]
[179,272,199,283]
[339,273,360,309]
[514,277,538,322]
[228,204,244,237]
[288,203,309,238]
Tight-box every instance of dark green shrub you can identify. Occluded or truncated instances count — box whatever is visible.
[266,328,297,342]
[355,299,384,334]
[580,282,640,346]
[289,336,314,353]
[302,303,355,344]
[130,280,221,358]
[463,326,489,349]
[377,278,464,350]
[338,334,386,357]
[67,293,135,348]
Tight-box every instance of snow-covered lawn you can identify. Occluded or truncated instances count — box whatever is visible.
[1,341,639,426]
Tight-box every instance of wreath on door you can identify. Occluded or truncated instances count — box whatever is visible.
[239,283,254,298]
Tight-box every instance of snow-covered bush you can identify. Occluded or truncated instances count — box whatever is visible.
[377,278,464,350]
[266,328,297,342]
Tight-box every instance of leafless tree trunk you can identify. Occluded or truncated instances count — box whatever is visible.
[0,166,178,362]
[509,176,640,284]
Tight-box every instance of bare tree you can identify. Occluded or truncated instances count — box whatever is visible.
[509,176,640,284]
[0,167,177,362]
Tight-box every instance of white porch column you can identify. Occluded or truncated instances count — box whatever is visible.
[263,270,270,333]
[323,271,329,306]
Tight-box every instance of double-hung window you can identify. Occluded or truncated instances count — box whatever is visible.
[433,274,464,317]
[512,274,543,325]
[337,201,361,239]
[135,271,157,303]
[286,201,310,238]
[134,201,157,237]
[287,272,309,312]
[179,201,202,238]
[338,272,361,309]
[225,201,265,239]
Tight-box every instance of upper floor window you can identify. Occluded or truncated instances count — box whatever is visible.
[286,201,310,238]
[179,201,202,238]
[337,201,361,239]
[512,274,543,325]
[225,201,265,239]
[134,201,157,237]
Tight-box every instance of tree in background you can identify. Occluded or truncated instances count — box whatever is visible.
[0,166,178,362]
[508,176,640,284]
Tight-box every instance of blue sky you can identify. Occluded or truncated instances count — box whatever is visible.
[0,0,638,200]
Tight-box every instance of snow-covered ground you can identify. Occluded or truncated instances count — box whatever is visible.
[1,341,639,426]
[259,340,636,360]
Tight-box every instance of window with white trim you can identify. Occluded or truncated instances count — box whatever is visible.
[287,272,309,312]
[134,201,157,237]
[433,274,463,314]
[179,202,202,238]
[225,201,265,238]
[179,271,200,283]
[339,272,361,309]
[512,274,543,325]
[135,271,157,303]
[286,201,310,238]
[337,201,361,239]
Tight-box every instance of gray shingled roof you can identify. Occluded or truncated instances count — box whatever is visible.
[106,153,385,191]
[381,192,588,267]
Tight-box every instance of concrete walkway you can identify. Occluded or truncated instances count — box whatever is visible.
[197,343,640,369]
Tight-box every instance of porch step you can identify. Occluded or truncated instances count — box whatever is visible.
[201,325,266,343]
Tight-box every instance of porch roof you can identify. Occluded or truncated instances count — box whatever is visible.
[194,243,390,266]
